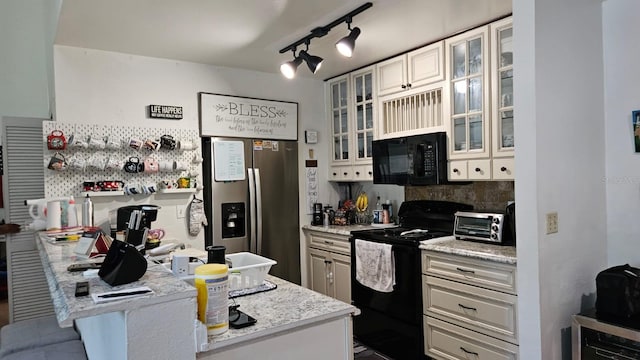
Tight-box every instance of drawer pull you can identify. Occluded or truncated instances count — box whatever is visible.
[324,240,334,245]
[458,303,477,311]
[456,267,475,274]
[460,347,479,356]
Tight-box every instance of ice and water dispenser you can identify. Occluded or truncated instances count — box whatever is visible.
[221,202,245,238]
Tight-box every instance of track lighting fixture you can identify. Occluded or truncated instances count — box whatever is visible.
[336,21,361,58]
[278,2,372,78]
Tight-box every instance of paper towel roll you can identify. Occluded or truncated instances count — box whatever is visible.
[46,201,62,230]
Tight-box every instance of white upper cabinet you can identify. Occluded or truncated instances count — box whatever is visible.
[445,26,491,161]
[377,41,445,97]
[490,17,514,159]
[327,66,375,182]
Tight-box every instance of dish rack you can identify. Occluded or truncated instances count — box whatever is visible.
[225,252,277,290]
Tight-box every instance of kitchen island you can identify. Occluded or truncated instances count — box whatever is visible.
[36,233,357,360]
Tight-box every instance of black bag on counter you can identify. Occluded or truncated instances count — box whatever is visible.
[596,264,640,323]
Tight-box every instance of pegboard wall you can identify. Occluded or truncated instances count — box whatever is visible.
[43,122,202,199]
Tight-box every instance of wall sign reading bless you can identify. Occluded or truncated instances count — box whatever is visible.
[199,93,298,140]
[148,104,183,119]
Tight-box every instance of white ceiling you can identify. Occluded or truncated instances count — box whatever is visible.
[55,0,511,80]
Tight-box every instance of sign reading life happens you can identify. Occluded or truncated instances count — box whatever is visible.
[148,105,183,119]
[199,93,298,140]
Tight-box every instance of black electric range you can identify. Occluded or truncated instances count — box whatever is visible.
[350,200,473,360]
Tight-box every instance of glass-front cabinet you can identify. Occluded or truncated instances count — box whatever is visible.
[327,66,375,181]
[447,26,490,160]
[490,17,515,180]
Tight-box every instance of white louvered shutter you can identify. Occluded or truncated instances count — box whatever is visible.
[1,117,52,322]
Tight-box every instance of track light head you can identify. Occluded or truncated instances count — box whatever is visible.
[280,56,303,79]
[298,50,324,74]
[336,27,361,58]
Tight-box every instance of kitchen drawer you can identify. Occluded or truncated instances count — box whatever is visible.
[329,165,352,181]
[448,160,468,181]
[423,275,518,344]
[424,316,519,360]
[492,157,515,180]
[352,164,373,181]
[422,251,517,294]
[467,159,491,180]
[307,231,350,255]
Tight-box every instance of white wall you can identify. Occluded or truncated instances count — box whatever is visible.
[514,0,607,359]
[603,0,640,266]
[53,45,330,275]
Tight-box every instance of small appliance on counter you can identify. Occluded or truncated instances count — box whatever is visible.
[453,202,516,245]
[116,205,160,248]
[311,203,323,226]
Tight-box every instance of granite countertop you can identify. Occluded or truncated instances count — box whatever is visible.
[200,274,357,353]
[36,233,196,327]
[302,223,389,236]
[419,236,517,264]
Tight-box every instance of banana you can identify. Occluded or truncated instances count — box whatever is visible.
[356,192,368,212]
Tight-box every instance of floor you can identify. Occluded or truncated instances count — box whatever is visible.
[0,298,7,327]
[354,340,392,360]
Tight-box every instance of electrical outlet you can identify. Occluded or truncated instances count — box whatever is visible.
[546,212,558,234]
[176,206,186,219]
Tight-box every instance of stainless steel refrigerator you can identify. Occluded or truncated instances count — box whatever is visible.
[201,137,300,284]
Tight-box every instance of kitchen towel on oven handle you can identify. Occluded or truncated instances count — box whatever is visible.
[355,239,395,293]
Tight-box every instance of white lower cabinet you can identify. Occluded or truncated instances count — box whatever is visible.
[304,229,352,304]
[422,251,518,359]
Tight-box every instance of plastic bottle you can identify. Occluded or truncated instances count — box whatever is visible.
[376,196,382,210]
[195,264,229,336]
[67,196,78,227]
[385,199,393,219]
[82,194,94,227]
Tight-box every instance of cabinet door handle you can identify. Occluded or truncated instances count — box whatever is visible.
[501,166,507,172]
[458,303,477,311]
[343,172,348,176]
[324,240,334,245]
[475,167,481,172]
[460,347,479,356]
[368,171,372,175]
[407,83,412,88]
[333,172,337,176]
[355,171,360,175]
[401,84,407,89]
[456,267,475,274]
[453,168,459,173]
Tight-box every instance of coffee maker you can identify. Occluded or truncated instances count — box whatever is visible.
[312,203,323,226]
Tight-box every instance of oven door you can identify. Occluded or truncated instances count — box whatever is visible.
[350,237,424,359]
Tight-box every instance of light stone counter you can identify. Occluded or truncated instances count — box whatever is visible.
[419,235,517,264]
[302,223,383,236]
[36,233,196,327]
[199,274,357,356]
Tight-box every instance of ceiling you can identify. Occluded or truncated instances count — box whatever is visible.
[55,0,511,81]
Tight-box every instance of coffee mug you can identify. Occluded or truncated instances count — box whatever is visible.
[68,134,89,149]
[98,180,124,191]
[141,183,156,194]
[67,154,87,171]
[125,183,142,195]
[159,160,175,172]
[87,154,107,171]
[143,157,159,173]
[159,180,178,189]
[143,139,161,151]
[175,161,188,171]
[83,181,99,192]
[372,210,384,224]
[177,140,195,151]
[47,152,67,171]
[147,229,165,241]
[192,154,204,164]
[104,155,123,171]
[124,157,142,173]
[88,135,106,149]
[129,138,143,150]
[105,136,122,150]
[177,177,191,189]
[160,135,177,150]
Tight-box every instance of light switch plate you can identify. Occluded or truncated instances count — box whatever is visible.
[305,130,318,144]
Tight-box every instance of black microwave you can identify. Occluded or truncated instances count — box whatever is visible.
[372,132,448,185]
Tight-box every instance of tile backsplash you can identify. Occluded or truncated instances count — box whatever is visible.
[405,181,514,211]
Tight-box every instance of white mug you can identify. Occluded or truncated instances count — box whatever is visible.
[88,135,106,149]
[175,161,188,171]
[178,140,194,151]
[105,136,122,150]
[159,160,175,172]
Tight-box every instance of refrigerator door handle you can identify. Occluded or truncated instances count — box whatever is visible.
[254,168,263,255]
[248,168,257,253]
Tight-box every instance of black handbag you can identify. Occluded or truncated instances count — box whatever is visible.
[596,264,640,323]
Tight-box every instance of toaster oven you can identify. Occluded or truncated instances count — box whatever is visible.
[453,211,514,245]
